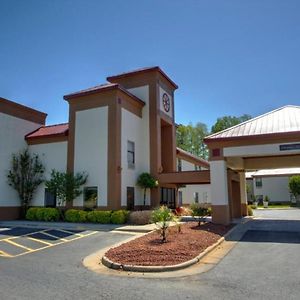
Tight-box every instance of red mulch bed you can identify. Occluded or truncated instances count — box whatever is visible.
[105,222,233,266]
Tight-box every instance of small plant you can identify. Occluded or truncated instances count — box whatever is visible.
[190,203,208,226]
[151,206,176,243]
[247,205,253,216]
[263,195,269,208]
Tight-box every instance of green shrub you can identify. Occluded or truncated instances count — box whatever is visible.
[26,207,59,222]
[190,203,209,226]
[43,208,60,221]
[65,209,81,222]
[247,205,253,216]
[207,207,212,216]
[87,211,111,223]
[111,210,128,224]
[65,209,88,222]
[26,207,40,221]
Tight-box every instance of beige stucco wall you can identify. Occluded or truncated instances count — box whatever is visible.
[29,142,67,206]
[73,106,108,207]
[253,176,291,203]
[124,86,150,207]
[0,113,41,206]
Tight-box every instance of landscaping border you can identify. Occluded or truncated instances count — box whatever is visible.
[102,224,237,273]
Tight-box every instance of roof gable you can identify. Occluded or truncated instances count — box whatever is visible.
[205,105,300,142]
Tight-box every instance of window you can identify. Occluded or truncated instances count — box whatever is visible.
[255,178,262,188]
[194,165,201,171]
[193,192,199,203]
[127,187,135,210]
[178,159,182,171]
[84,187,97,209]
[44,188,56,207]
[127,140,135,169]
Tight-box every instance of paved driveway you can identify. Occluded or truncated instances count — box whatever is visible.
[1,210,300,300]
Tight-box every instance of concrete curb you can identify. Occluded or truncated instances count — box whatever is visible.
[101,224,238,273]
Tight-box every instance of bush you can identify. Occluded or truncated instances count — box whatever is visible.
[26,207,59,222]
[111,210,128,224]
[207,207,212,216]
[247,205,253,216]
[190,203,209,226]
[87,211,111,223]
[128,210,152,225]
[174,206,192,216]
[65,209,81,222]
[26,207,40,221]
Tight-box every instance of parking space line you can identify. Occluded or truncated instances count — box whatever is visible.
[0,250,12,257]
[55,228,85,237]
[3,239,33,251]
[0,228,98,258]
[40,231,68,241]
[27,237,53,246]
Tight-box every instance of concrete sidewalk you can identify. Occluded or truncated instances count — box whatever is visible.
[0,220,157,233]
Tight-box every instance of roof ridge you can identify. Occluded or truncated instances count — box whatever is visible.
[205,105,300,139]
[42,122,69,128]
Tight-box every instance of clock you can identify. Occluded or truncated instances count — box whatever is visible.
[162,93,170,112]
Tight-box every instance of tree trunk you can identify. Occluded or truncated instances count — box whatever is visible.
[143,188,146,209]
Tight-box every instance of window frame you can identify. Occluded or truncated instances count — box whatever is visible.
[83,186,98,209]
[127,140,135,169]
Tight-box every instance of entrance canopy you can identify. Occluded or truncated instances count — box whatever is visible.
[205,105,300,171]
[204,105,300,225]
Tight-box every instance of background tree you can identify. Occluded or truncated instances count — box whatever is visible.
[289,175,300,203]
[211,114,252,134]
[45,170,88,212]
[137,172,158,207]
[176,122,209,159]
[7,149,45,217]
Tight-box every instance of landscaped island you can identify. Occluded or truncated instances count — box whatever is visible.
[104,222,233,267]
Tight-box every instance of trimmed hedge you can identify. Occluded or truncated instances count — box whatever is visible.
[87,211,111,223]
[64,209,128,224]
[26,207,60,222]
[64,209,88,223]
[26,208,129,224]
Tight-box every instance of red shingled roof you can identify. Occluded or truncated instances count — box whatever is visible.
[26,123,69,140]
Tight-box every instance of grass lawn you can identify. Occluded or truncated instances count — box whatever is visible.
[257,203,292,209]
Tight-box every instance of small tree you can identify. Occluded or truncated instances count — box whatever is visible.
[45,170,88,216]
[190,203,208,226]
[137,173,158,207]
[289,175,300,203]
[7,149,45,217]
[151,206,176,243]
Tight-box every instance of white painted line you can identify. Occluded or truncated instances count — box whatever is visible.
[40,231,68,242]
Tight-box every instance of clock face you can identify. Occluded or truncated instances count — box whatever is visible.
[162,93,170,112]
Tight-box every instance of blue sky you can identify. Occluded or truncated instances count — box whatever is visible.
[1,0,300,130]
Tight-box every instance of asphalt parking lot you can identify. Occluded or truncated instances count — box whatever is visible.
[0,226,97,258]
[1,209,300,300]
